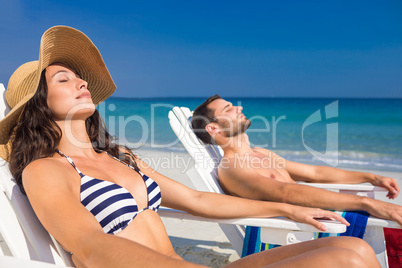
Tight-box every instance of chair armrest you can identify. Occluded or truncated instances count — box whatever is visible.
[367,217,401,229]
[298,182,387,193]
[158,207,346,234]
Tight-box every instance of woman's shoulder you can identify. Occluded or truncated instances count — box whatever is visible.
[22,156,72,187]
[25,156,64,172]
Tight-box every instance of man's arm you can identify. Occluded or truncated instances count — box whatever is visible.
[284,159,400,199]
[218,165,402,226]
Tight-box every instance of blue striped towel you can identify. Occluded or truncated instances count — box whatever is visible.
[242,211,370,257]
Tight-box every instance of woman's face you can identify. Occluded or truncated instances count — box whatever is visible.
[45,63,95,121]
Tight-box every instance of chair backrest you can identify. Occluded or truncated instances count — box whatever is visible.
[0,83,73,266]
[0,84,10,119]
[168,107,225,194]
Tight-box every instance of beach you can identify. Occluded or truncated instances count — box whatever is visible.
[0,2,401,265]
[1,148,401,267]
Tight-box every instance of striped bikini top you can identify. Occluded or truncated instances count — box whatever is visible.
[56,150,162,234]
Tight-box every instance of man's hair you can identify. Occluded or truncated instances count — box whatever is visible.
[191,94,222,144]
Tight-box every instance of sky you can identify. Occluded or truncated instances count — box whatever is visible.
[0,0,401,98]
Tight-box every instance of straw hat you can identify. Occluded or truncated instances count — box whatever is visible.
[0,25,116,161]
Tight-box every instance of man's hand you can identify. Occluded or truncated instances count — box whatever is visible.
[371,175,400,199]
[363,198,402,226]
[286,206,350,232]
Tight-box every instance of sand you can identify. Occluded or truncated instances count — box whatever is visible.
[1,148,401,267]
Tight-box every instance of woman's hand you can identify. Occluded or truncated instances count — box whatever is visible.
[286,206,350,232]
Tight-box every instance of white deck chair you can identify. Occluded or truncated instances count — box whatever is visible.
[0,83,345,267]
[0,83,74,267]
[0,167,73,267]
[168,106,401,267]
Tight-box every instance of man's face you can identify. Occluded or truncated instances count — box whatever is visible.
[208,98,251,137]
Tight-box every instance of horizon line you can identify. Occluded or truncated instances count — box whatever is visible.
[109,95,402,100]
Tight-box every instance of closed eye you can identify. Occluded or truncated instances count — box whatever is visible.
[224,104,233,112]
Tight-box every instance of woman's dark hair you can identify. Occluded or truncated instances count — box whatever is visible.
[191,94,222,144]
[9,69,138,195]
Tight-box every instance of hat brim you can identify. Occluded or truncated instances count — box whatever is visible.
[0,26,117,161]
[39,26,116,105]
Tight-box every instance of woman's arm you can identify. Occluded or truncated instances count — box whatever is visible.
[135,158,349,231]
[22,158,204,268]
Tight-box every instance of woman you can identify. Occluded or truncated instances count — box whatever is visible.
[0,26,379,268]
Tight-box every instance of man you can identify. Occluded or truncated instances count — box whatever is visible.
[191,95,402,226]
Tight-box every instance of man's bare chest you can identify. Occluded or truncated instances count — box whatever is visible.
[231,152,295,183]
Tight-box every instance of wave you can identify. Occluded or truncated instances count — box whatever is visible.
[274,150,402,172]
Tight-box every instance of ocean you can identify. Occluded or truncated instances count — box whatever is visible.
[98,97,402,172]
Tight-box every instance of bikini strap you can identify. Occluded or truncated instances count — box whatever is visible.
[56,149,85,178]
